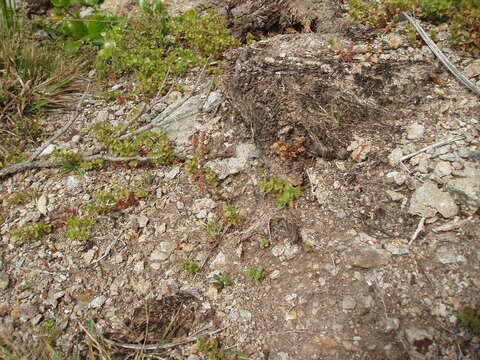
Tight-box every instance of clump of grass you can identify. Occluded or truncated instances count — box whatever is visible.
[245,268,265,282]
[66,216,95,240]
[212,274,232,290]
[6,190,38,204]
[458,306,480,335]
[10,222,51,240]
[180,259,199,274]
[0,13,84,147]
[91,122,176,166]
[348,0,480,51]
[259,177,301,209]
[96,7,239,95]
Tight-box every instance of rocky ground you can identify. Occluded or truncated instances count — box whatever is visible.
[1,0,480,359]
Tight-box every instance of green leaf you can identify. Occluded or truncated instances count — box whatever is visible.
[79,0,100,6]
[51,0,71,8]
[63,39,83,52]
[85,17,108,39]
[65,20,88,38]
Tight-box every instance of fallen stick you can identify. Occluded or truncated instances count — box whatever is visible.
[105,327,224,351]
[401,12,480,96]
[409,217,426,245]
[400,136,463,163]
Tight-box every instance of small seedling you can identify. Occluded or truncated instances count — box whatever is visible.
[458,307,480,335]
[10,222,52,240]
[245,268,265,282]
[303,242,314,252]
[259,177,301,209]
[6,191,38,205]
[66,216,95,241]
[204,217,223,238]
[212,274,232,290]
[16,284,30,292]
[180,259,199,274]
[52,149,84,175]
[259,238,270,248]
[222,204,241,225]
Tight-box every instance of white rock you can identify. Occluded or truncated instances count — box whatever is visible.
[96,110,109,122]
[39,144,56,157]
[150,250,169,262]
[66,176,80,190]
[202,91,223,112]
[436,246,457,264]
[408,181,458,218]
[164,166,181,180]
[134,261,144,273]
[36,194,48,215]
[434,161,452,177]
[388,148,403,166]
[210,251,226,270]
[89,296,107,309]
[137,215,149,228]
[406,123,424,140]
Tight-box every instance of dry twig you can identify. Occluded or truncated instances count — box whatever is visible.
[400,136,463,163]
[409,217,426,245]
[401,12,480,96]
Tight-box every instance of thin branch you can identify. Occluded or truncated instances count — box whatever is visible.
[14,266,69,280]
[29,82,91,162]
[114,103,146,138]
[105,327,224,351]
[87,231,125,267]
[409,217,426,245]
[401,12,480,96]
[400,136,463,163]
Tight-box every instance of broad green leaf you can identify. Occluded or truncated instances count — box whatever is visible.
[65,20,88,38]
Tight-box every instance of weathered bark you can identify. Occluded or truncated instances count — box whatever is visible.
[223,33,404,159]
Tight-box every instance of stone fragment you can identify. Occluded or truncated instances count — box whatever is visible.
[350,245,390,269]
[433,161,452,178]
[137,215,149,228]
[446,176,480,212]
[206,143,258,179]
[408,181,458,218]
[378,318,400,333]
[0,272,9,289]
[406,123,424,140]
[388,148,403,166]
[436,246,457,264]
[150,250,169,262]
[39,144,56,157]
[202,91,222,112]
[386,190,405,202]
[347,137,372,162]
[37,194,48,215]
[66,176,80,190]
[405,327,432,349]
[465,59,480,78]
[164,166,181,180]
[89,296,107,309]
[210,251,226,270]
[342,296,356,311]
[96,109,109,122]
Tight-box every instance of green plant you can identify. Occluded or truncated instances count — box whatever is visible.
[66,216,95,240]
[91,122,176,166]
[16,284,30,292]
[222,204,241,225]
[196,338,247,360]
[303,242,314,252]
[40,319,62,346]
[0,14,83,145]
[6,190,38,204]
[10,222,52,240]
[245,268,265,282]
[348,0,480,51]
[0,150,25,170]
[180,259,199,274]
[204,217,223,238]
[458,307,480,335]
[84,190,118,214]
[212,274,232,290]
[52,149,84,175]
[96,7,239,95]
[259,177,301,209]
[259,238,270,248]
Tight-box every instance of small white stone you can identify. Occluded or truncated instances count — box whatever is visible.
[89,296,107,309]
[406,123,424,140]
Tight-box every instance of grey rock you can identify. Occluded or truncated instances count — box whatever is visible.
[96,109,109,122]
[350,245,390,269]
[446,176,480,212]
[436,246,457,264]
[386,190,405,202]
[210,251,226,270]
[388,148,403,166]
[155,223,167,234]
[406,123,424,140]
[165,166,181,180]
[206,143,258,179]
[405,327,431,347]
[469,151,480,162]
[39,144,56,157]
[134,261,144,273]
[154,95,204,146]
[464,59,480,78]
[408,181,458,218]
[89,296,107,309]
[193,198,217,213]
[137,215,149,228]
[176,201,184,210]
[150,250,169,262]
[202,91,223,112]
[0,271,10,289]
[378,318,400,333]
[342,296,356,311]
[433,161,452,178]
[66,175,80,190]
